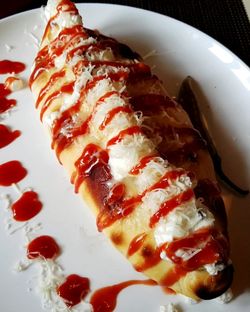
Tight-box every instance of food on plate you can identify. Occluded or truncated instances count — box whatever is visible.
[29,0,233,300]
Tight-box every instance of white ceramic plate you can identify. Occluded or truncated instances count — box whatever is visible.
[0,3,250,312]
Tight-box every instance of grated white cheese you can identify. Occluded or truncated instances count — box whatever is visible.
[108,133,155,181]
[60,65,95,112]
[204,263,225,276]
[214,288,233,304]
[159,303,179,312]
[54,37,97,69]
[52,11,82,29]
[90,93,127,130]
[154,199,214,246]
[5,77,24,92]
[135,157,169,193]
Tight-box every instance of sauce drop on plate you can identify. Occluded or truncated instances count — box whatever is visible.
[27,235,60,260]
[0,60,25,74]
[0,160,27,186]
[57,274,90,307]
[0,83,16,114]
[11,191,42,221]
[90,279,156,312]
[0,124,21,148]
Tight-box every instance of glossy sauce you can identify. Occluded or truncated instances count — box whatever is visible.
[106,183,125,205]
[11,191,42,221]
[0,124,20,148]
[0,160,27,186]
[97,169,186,231]
[36,70,66,108]
[0,83,11,97]
[57,274,90,308]
[0,83,16,114]
[0,60,25,74]
[164,228,227,271]
[40,81,74,119]
[50,77,124,158]
[127,233,147,257]
[90,279,156,312]
[107,126,142,147]
[129,155,157,175]
[99,106,132,130]
[73,144,110,193]
[27,235,60,260]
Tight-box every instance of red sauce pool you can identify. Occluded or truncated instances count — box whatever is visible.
[0,124,21,148]
[11,191,42,221]
[90,279,156,312]
[27,235,60,260]
[0,60,25,74]
[57,274,90,308]
[0,160,27,186]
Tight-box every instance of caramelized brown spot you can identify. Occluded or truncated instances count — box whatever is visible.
[141,245,154,258]
[111,232,123,245]
[195,265,234,300]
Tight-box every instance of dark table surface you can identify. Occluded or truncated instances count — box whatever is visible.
[1,0,250,66]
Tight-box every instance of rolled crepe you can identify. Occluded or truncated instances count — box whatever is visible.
[30,0,233,300]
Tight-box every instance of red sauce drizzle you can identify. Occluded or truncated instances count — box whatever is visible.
[0,83,16,114]
[0,60,25,74]
[149,188,194,228]
[40,81,74,119]
[97,91,119,104]
[106,183,125,205]
[57,274,90,308]
[27,235,60,260]
[36,70,66,108]
[30,24,85,86]
[99,106,132,130]
[107,126,142,147]
[41,0,79,43]
[11,191,42,221]
[97,195,142,231]
[163,228,227,271]
[50,78,124,159]
[127,233,147,257]
[0,124,20,148]
[129,155,157,175]
[0,160,27,186]
[73,144,109,193]
[90,279,156,312]
[97,169,186,231]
